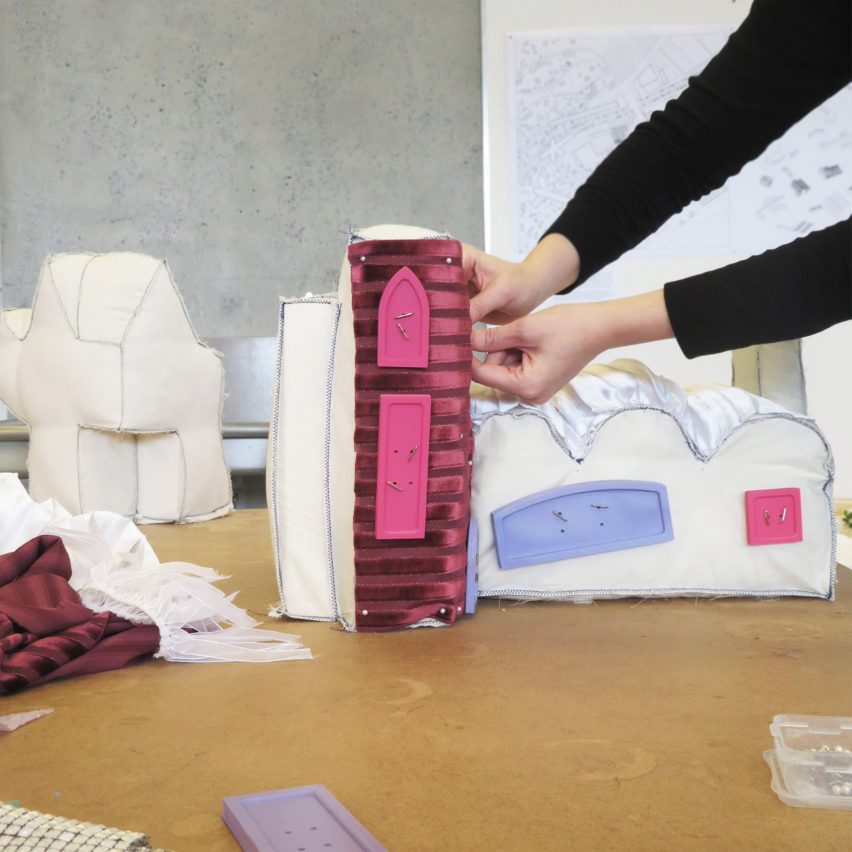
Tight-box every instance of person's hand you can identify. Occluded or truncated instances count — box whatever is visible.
[471,290,675,404]
[471,303,605,403]
[462,247,547,325]
[463,234,581,325]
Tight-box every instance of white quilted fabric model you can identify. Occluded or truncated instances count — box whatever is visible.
[0,252,232,523]
[267,224,445,627]
[470,359,835,600]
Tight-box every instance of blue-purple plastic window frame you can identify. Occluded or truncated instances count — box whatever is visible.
[465,516,479,613]
[491,480,674,570]
[222,784,387,852]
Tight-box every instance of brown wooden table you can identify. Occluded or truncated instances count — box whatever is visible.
[2,510,851,851]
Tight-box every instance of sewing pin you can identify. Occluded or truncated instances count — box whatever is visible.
[780,506,788,522]
[591,503,609,510]
[553,510,569,522]
[407,444,419,460]
[396,321,409,339]
[764,509,770,525]
[386,480,403,492]
[394,312,414,319]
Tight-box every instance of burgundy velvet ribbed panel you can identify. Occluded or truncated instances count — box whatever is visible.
[349,239,472,631]
[0,535,160,694]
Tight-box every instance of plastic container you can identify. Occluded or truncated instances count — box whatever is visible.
[765,750,852,810]
[769,715,852,800]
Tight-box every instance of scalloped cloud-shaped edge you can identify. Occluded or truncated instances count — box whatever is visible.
[470,358,823,463]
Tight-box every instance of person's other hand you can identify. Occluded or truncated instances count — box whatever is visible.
[471,304,603,403]
[470,290,675,404]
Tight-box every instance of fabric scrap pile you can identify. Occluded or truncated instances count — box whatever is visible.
[0,473,310,694]
[0,535,159,694]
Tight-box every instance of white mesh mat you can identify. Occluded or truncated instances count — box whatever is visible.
[0,804,169,851]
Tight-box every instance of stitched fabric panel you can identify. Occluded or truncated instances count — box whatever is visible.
[349,240,472,631]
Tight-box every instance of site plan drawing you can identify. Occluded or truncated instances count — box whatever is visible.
[508,27,852,299]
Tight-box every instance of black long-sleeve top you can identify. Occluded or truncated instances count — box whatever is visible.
[543,0,852,358]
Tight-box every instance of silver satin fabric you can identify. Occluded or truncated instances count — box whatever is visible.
[470,358,790,460]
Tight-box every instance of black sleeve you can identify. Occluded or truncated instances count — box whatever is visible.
[543,0,852,288]
[663,217,852,357]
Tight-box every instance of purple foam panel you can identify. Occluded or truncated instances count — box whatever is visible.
[465,517,479,614]
[492,480,674,569]
[222,784,387,852]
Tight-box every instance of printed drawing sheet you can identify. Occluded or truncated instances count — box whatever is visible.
[508,27,852,300]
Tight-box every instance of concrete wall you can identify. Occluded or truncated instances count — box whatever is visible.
[0,0,483,336]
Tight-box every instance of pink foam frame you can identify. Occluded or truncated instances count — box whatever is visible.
[745,487,803,546]
[377,267,430,368]
[375,394,431,539]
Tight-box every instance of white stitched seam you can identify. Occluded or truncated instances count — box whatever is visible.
[322,303,342,620]
[478,587,831,600]
[269,301,288,610]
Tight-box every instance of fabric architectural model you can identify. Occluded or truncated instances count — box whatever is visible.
[470,359,835,600]
[0,473,311,671]
[0,252,232,523]
[268,225,473,631]
[269,226,835,616]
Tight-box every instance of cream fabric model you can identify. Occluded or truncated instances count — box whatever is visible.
[268,224,470,629]
[470,359,835,600]
[0,252,232,523]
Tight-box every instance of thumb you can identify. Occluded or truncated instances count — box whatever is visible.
[469,285,509,324]
[471,320,526,353]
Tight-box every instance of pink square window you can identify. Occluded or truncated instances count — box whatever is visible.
[745,488,803,546]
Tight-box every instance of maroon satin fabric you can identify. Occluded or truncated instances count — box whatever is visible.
[355,394,469,418]
[0,535,159,694]
[349,239,472,631]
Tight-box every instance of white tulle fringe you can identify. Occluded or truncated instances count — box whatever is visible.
[0,473,312,663]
